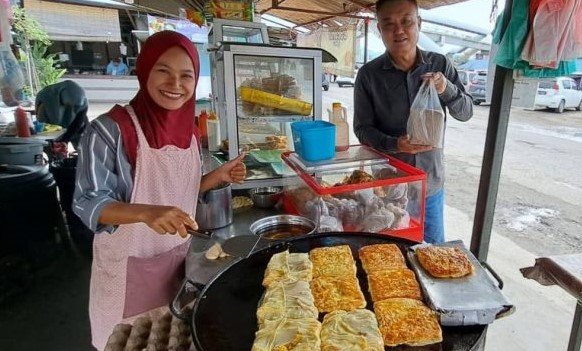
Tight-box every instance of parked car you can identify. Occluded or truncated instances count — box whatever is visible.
[534,77,582,113]
[336,75,356,87]
[458,70,488,105]
[322,74,330,91]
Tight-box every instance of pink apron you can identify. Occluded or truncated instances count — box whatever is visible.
[89,106,201,350]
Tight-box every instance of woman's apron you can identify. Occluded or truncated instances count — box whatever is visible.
[89,106,201,350]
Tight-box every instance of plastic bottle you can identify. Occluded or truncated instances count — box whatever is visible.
[206,111,221,152]
[198,109,209,148]
[15,107,31,137]
[328,102,349,151]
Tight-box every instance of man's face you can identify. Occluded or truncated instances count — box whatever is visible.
[376,0,421,56]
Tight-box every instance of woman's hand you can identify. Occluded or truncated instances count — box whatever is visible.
[216,152,247,184]
[422,72,447,94]
[140,205,198,238]
[397,135,433,154]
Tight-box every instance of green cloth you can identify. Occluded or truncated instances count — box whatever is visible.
[493,0,529,70]
[493,2,576,78]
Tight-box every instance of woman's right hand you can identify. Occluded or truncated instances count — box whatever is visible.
[397,135,433,154]
[140,205,198,238]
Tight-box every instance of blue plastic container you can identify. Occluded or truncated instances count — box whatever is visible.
[291,120,336,161]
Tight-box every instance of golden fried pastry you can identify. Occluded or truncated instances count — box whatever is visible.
[374,298,442,347]
[367,268,422,302]
[416,246,474,278]
[251,318,321,351]
[262,251,312,288]
[321,309,383,351]
[310,275,366,313]
[358,244,407,274]
[257,280,318,327]
[232,196,253,209]
[309,245,356,278]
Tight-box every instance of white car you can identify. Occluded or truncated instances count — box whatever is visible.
[534,77,582,113]
[336,75,356,87]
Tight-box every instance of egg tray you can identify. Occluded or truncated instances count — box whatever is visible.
[104,307,194,351]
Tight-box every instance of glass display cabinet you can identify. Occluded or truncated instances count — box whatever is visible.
[213,43,323,189]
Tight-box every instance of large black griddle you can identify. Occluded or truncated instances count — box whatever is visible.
[175,232,487,351]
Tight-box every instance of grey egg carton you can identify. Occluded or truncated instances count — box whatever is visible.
[104,308,194,351]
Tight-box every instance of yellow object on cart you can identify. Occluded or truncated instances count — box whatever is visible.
[239,87,313,115]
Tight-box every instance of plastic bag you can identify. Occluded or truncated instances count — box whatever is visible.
[407,80,445,148]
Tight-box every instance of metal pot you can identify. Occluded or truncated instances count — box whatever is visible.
[249,214,316,240]
[195,183,233,230]
[171,232,487,351]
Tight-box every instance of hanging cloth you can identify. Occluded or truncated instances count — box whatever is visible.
[521,0,582,69]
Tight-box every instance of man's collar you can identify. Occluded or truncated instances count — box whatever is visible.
[382,48,431,70]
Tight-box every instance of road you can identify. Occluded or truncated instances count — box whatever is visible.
[323,83,582,256]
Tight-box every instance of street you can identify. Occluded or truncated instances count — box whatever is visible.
[323,83,582,256]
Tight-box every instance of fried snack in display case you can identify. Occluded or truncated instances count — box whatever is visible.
[213,43,324,189]
[281,145,427,242]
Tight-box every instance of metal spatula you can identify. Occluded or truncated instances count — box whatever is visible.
[221,235,262,258]
[186,228,215,253]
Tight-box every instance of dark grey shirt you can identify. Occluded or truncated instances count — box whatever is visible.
[354,49,473,196]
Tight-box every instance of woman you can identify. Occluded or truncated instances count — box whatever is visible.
[73,31,246,349]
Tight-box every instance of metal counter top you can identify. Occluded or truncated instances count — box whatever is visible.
[185,206,279,285]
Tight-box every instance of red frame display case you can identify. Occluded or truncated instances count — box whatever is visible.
[281,145,427,242]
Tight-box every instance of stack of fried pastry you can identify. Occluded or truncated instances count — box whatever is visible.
[252,250,321,351]
[309,245,366,313]
[359,244,442,347]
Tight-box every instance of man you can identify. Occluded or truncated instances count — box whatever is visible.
[354,0,473,243]
[106,57,129,76]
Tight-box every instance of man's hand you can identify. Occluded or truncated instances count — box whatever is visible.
[421,72,447,95]
[397,135,433,154]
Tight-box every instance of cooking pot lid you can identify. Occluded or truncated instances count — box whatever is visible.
[0,136,46,145]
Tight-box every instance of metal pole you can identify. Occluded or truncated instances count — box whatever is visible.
[567,300,582,351]
[470,0,514,262]
[364,19,369,64]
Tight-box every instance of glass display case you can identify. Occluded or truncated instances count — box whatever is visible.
[213,43,323,189]
[280,145,427,242]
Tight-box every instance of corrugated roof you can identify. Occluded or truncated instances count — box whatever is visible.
[256,0,470,30]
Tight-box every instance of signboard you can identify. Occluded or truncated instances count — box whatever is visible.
[147,15,209,43]
[298,25,357,78]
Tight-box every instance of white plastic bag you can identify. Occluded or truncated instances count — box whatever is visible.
[407,80,445,148]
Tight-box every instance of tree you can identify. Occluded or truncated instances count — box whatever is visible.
[11,6,65,95]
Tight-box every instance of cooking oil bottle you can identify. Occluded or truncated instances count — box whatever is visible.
[328,102,349,151]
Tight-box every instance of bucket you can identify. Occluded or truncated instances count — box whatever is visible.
[290,121,335,162]
[195,183,233,230]
[0,137,45,165]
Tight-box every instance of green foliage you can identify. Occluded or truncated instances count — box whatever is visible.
[30,43,66,88]
[11,6,64,91]
[11,6,50,46]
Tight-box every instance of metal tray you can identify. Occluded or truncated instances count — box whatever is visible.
[407,240,514,326]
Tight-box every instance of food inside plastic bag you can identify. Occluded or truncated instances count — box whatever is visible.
[407,80,445,148]
[363,208,395,232]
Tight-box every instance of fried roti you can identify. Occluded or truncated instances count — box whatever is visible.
[358,244,407,274]
[257,280,318,327]
[416,246,474,278]
[262,250,313,287]
[374,298,442,347]
[310,275,366,313]
[367,268,422,302]
[321,309,383,351]
[310,245,356,278]
[251,318,322,351]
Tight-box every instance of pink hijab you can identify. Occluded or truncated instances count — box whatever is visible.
[108,31,200,170]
